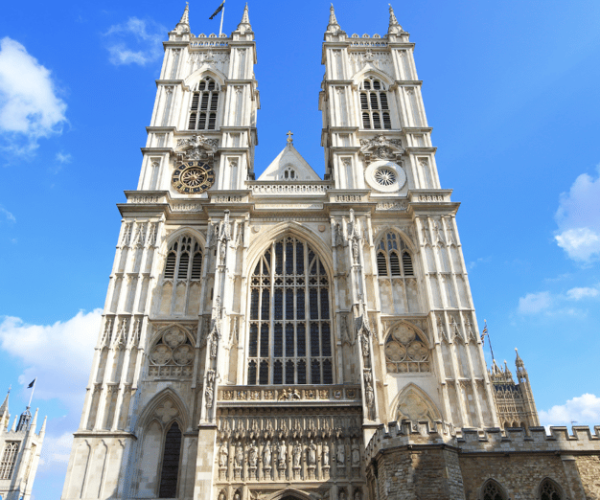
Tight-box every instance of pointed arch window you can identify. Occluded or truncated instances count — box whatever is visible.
[540,480,562,500]
[482,480,507,500]
[0,442,19,480]
[377,232,414,277]
[158,422,182,498]
[188,77,219,130]
[359,77,392,130]
[159,234,204,316]
[248,236,333,385]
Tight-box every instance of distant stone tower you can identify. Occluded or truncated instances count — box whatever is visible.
[0,390,46,500]
[60,4,600,500]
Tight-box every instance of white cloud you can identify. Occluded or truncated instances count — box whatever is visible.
[105,18,165,66]
[518,291,552,314]
[566,286,599,300]
[0,37,67,154]
[0,309,101,413]
[55,152,71,163]
[540,393,600,427]
[0,205,15,222]
[555,165,600,262]
[39,431,74,466]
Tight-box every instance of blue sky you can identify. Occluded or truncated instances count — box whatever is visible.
[1,0,600,498]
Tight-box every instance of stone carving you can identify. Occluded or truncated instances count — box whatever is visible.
[334,223,344,247]
[248,440,258,467]
[155,400,178,423]
[396,385,442,424]
[277,440,287,470]
[339,490,347,500]
[149,326,193,377]
[336,441,346,466]
[351,439,360,467]
[175,134,218,161]
[263,440,272,468]
[235,443,244,468]
[307,440,317,466]
[354,491,362,500]
[219,442,228,468]
[293,441,302,468]
[364,371,375,419]
[322,442,330,466]
[359,134,404,161]
[340,314,353,346]
[205,370,216,409]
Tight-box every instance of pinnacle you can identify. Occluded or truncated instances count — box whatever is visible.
[178,2,190,26]
[0,388,9,415]
[326,4,341,33]
[388,4,403,34]
[515,347,524,367]
[239,3,251,27]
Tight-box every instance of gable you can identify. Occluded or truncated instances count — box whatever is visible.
[257,143,321,181]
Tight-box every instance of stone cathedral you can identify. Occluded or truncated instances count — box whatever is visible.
[61,5,600,500]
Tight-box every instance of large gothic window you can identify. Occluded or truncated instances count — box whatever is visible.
[360,77,392,130]
[188,77,219,130]
[0,442,19,480]
[248,236,333,385]
[159,234,204,316]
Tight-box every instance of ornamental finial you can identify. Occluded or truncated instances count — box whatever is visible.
[326,4,341,33]
[286,131,293,144]
[388,4,403,35]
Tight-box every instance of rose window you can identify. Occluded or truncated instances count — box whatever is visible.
[149,326,194,378]
[385,323,430,373]
[374,168,397,186]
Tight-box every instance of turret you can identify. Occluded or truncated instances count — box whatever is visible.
[16,406,31,432]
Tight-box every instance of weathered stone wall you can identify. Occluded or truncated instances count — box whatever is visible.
[366,422,600,500]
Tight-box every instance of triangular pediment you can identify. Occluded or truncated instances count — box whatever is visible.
[257,143,321,181]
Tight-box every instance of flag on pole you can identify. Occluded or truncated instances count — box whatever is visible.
[480,322,488,345]
[27,379,36,389]
[209,1,225,20]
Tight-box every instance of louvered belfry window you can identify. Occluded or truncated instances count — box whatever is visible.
[248,237,333,385]
[163,235,203,282]
[376,232,414,278]
[188,77,219,130]
[360,77,392,130]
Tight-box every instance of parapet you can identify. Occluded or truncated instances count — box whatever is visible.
[364,420,600,463]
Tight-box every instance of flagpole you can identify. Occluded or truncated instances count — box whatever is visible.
[219,1,226,37]
[485,321,496,361]
[27,379,36,408]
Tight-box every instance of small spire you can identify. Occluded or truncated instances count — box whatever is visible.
[29,408,39,433]
[387,4,403,35]
[326,4,341,33]
[40,416,47,436]
[236,3,252,31]
[515,347,524,367]
[179,2,190,25]
[286,131,294,144]
[0,387,9,415]
[10,415,17,432]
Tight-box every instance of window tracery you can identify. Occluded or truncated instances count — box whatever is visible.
[159,234,204,316]
[149,326,194,378]
[248,236,333,385]
[188,77,219,130]
[482,480,507,500]
[376,232,413,277]
[385,323,430,373]
[360,77,391,130]
[540,479,562,500]
[0,442,19,480]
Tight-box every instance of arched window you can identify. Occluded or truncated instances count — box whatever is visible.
[248,236,333,385]
[540,479,562,500]
[0,442,19,480]
[359,77,392,130]
[159,234,204,316]
[377,232,414,277]
[163,235,203,282]
[385,322,430,373]
[159,422,182,498]
[482,480,507,500]
[282,167,297,180]
[188,77,219,131]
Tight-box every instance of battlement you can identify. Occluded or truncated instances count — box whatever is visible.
[364,420,600,463]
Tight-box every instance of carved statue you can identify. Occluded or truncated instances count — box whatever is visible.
[248,440,258,467]
[339,490,347,500]
[293,442,302,468]
[307,440,317,466]
[209,332,218,359]
[354,491,362,500]
[218,493,226,500]
[361,333,370,359]
[351,238,360,263]
[219,442,228,468]
[278,440,287,469]
[235,443,244,468]
[336,441,345,466]
[335,223,344,247]
[205,384,214,409]
[263,440,272,467]
[351,440,360,467]
[322,442,330,466]
[234,493,241,500]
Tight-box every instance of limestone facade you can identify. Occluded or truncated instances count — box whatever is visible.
[60,4,600,500]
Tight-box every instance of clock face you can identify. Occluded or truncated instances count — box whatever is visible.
[171,161,215,194]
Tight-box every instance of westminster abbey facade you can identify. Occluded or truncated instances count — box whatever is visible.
[61,5,600,500]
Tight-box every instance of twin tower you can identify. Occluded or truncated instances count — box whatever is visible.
[59,4,600,500]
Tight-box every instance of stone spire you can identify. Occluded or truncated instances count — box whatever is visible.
[0,388,9,416]
[515,347,524,368]
[40,416,47,437]
[236,3,252,32]
[326,4,342,34]
[387,4,403,35]
[175,2,191,33]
